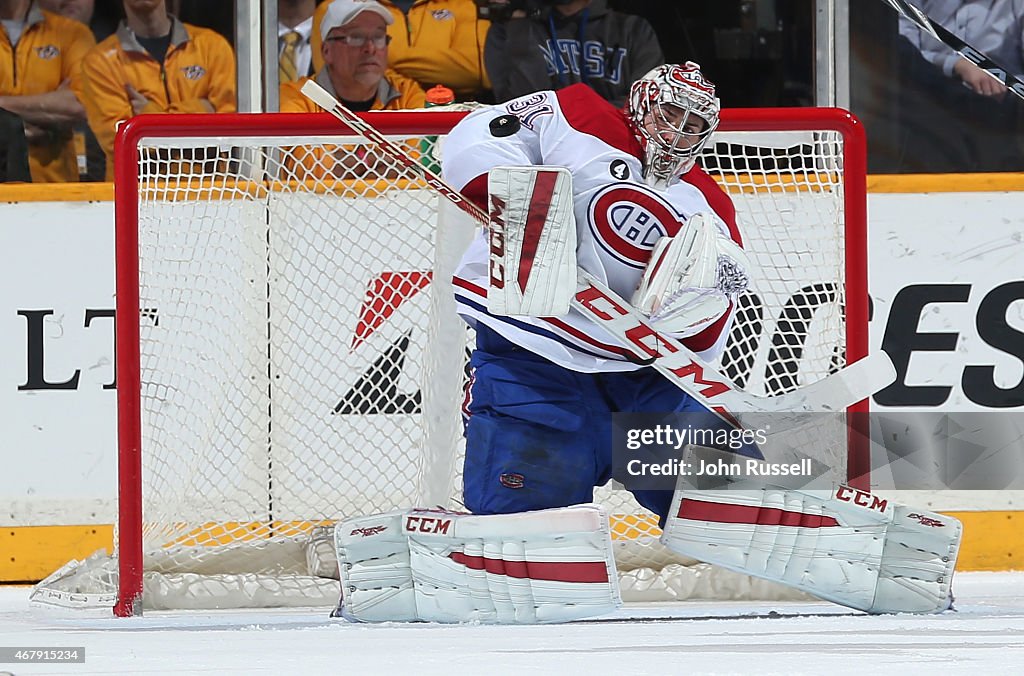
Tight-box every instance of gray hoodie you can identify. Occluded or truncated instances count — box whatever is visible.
[484,0,665,107]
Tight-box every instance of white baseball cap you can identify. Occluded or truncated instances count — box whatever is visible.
[320,0,394,40]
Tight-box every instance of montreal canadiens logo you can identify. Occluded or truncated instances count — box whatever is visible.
[588,183,687,268]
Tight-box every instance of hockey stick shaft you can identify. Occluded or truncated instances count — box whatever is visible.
[300,80,894,420]
[881,0,1024,101]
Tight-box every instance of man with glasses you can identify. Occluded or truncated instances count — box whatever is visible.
[281,0,424,113]
[280,0,425,178]
[311,0,490,102]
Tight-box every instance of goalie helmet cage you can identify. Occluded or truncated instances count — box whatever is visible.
[110,109,867,617]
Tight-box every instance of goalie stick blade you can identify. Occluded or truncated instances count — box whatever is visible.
[751,350,897,413]
[573,271,896,415]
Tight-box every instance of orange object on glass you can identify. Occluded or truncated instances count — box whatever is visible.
[425,84,455,107]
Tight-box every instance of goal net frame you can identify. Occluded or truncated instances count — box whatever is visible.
[109,108,868,617]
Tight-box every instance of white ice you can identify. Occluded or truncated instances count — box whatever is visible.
[2,572,1023,675]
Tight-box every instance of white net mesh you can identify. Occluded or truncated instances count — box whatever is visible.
[32,114,854,612]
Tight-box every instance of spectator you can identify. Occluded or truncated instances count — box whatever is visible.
[0,0,95,182]
[312,0,489,101]
[37,0,90,21]
[79,0,236,180]
[896,0,1023,171]
[36,0,110,180]
[278,0,316,83]
[901,0,1023,99]
[484,0,663,107]
[37,0,116,40]
[0,108,31,181]
[172,0,233,44]
[280,0,425,179]
[282,0,424,113]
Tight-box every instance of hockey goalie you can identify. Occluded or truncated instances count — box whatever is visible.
[329,63,962,623]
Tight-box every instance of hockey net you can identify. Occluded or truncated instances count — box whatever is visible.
[31,109,867,615]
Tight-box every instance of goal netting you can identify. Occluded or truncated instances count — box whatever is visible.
[31,108,867,615]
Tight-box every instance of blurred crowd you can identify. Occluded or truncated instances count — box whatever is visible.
[0,0,1021,182]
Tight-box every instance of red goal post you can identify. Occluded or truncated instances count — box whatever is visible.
[108,107,867,617]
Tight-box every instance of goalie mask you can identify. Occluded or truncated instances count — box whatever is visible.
[626,63,720,188]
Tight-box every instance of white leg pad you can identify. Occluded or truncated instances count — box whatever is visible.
[661,482,961,614]
[335,505,621,623]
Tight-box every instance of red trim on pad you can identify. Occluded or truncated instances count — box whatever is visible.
[678,498,840,528]
[449,552,610,583]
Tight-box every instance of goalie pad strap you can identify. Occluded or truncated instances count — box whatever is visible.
[336,505,621,624]
[487,166,577,317]
[661,481,961,614]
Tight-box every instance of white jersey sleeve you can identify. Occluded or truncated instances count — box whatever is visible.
[442,105,545,195]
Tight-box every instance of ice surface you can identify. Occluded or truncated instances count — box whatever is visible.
[2,572,1023,675]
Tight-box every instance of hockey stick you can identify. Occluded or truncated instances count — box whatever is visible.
[300,80,895,423]
[880,0,1024,101]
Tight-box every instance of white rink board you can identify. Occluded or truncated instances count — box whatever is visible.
[869,191,1024,411]
[0,201,117,525]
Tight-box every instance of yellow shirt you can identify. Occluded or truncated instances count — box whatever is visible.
[279,68,426,112]
[312,0,489,99]
[80,17,236,180]
[279,68,426,180]
[0,6,95,182]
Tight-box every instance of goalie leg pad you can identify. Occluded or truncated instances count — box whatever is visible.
[660,481,961,614]
[336,505,621,624]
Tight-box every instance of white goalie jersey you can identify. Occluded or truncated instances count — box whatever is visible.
[442,84,743,373]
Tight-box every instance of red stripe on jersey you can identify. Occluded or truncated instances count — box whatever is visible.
[452,276,635,358]
[556,84,643,159]
[682,164,741,245]
[678,498,840,528]
[460,369,475,419]
[460,173,489,212]
[519,170,560,293]
[544,315,635,359]
[449,551,610,583]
